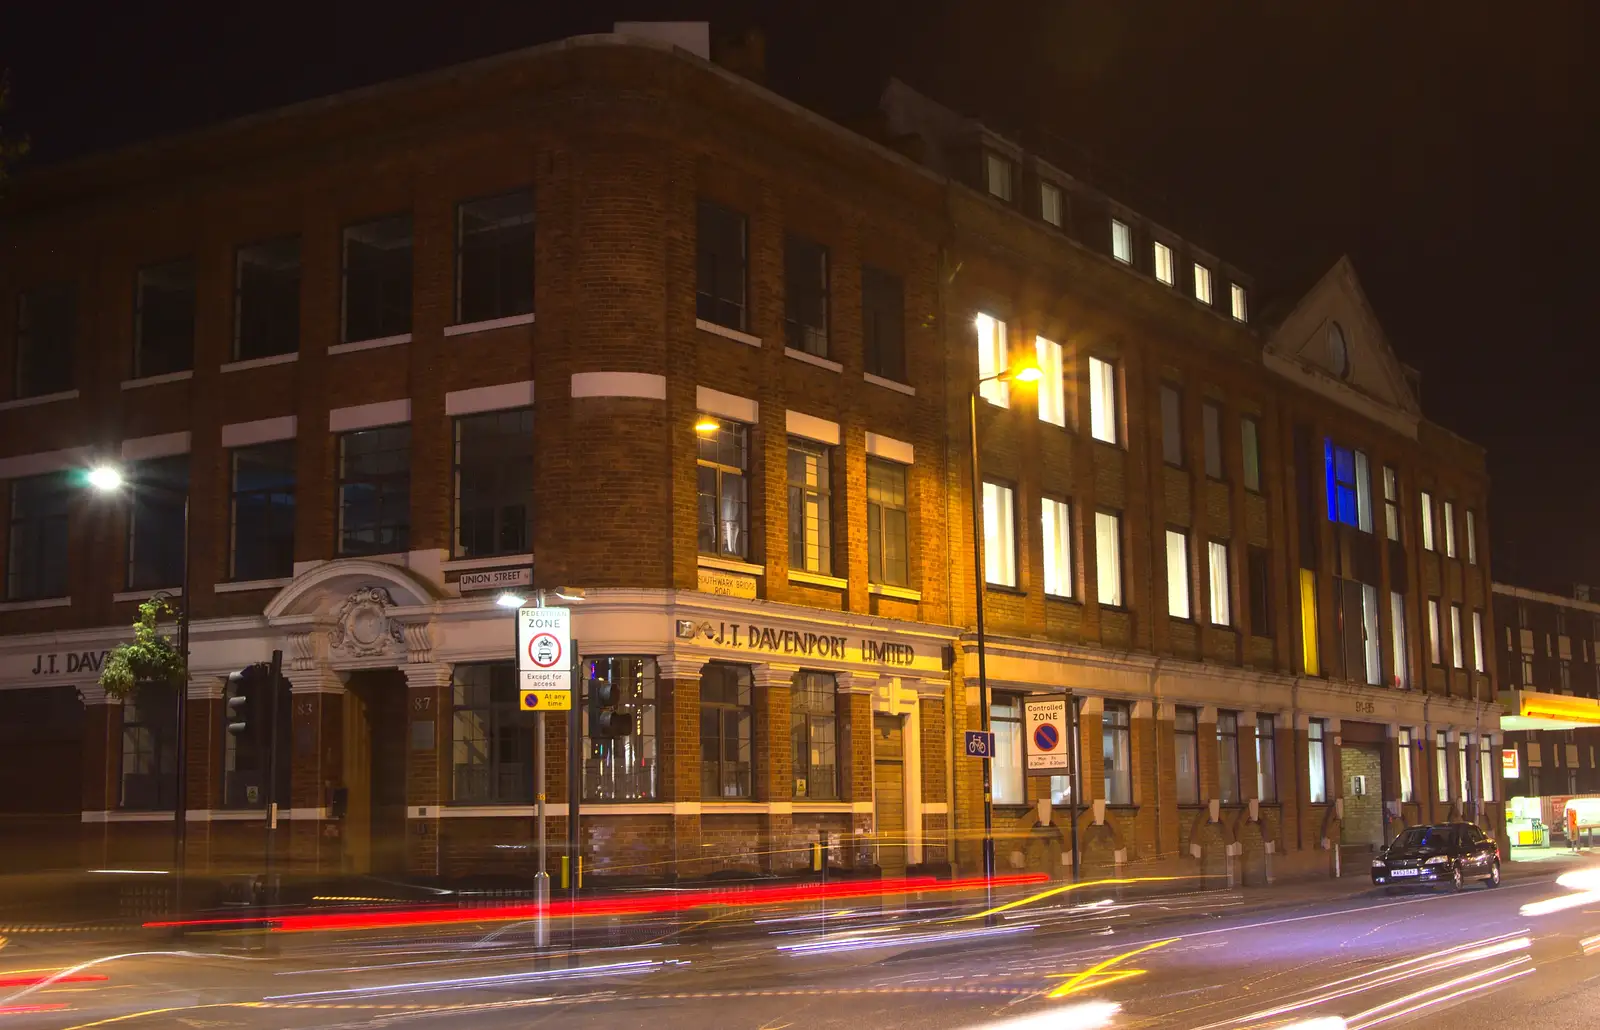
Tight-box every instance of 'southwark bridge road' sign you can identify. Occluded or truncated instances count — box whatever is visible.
[517,606,572,711]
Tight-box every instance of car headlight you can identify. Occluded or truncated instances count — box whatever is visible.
[1424,855,1451,865]
[1371,859,1386,868]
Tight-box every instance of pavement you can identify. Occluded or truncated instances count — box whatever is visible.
[2,854,1597,1029]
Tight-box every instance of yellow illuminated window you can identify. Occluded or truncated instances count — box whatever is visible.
[1299,569,1320,676]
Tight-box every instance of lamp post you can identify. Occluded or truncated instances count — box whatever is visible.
[969,359,1041,883]
[87,464,192,912]
[496,583,584,947]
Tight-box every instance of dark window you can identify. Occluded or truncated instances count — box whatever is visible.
[787,438,832,575]
[783,234,829,357]
[338,425,411,555]
[14,284,74,397]
[867,457,910,587]
[453,408,533,558]
[126,456,189,591]
[229,442,295,582]
[342,215,413,342]
[121,692,177,810]
[1256,715,1278,802]
[6,472,71,600]
[1102,702,1132,805]
[134,260,195,377]
[791,670,839,799]
[583,656,658,801]
[457,192,534,323]
[696,200,747,331]
[696,417,749,559]
[862,265,906,382]
[1242,416,1262,492]
[1203,401,1224,479]
[222,669,290,808]
[700,663,752,799]
[1383,466,1401,542]
[450,662,531,803]
[234,237,301,360]
[1218,711,1240,804]
[1175,707,1200,804]
[1159,384,1183,466]
[1248,546,1273,637]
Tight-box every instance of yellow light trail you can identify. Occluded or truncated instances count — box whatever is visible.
[1045,937,1178,999]
[960,876,1187,921]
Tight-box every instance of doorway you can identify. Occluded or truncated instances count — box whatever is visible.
[342,670,409,876]
[1341,743,1386,849]
[873,714,906,874]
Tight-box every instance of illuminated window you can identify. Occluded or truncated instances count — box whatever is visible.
[1300,569,1320,676]
[696,417,749,560]
[1383,466,1401,542]
[1398,729,1414,803]
[1428,599,1442,665]
[976,313,1009,407]
[867,458,910,587]
[1096,511,1123,607]
[1324,441,1372,531]
[1391,591,1409,689]
[584,656,659,802]
[1042,498,1073,598]
[1194,264,1213,304]
[1472,610,1485,673]
[1466,509,1478,564]
[1040,181,1063,227]
[1111,219,1133,263]
[1256,715,1278,802]
[982,481,1017,588]
[1208,540,1232,627]
[1102,703,1132,805]
[1230,283,1248,322]
[1154,242,1174,285]
[1036,336,1066,427]
[791,670,839,800]
[1479,736,1495,802]
[991,694,1025,805]
[1362,583,1382,685]
[1435,731,1449,803]
[1308,720,1328,803]
[1166,529,1191,619]
[1450,604,1464,669]
[787,438,832,576]
[1089,356,1118,444]
[1420,491,1436,550]
[1443,501,1457,558]
[1218,712,1240,804]
[451,662,531,804]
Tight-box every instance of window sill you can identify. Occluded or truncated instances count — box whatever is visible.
[1090,436,1123,451]
[869,583,922,602]
[214,578,292,594]
[789,569,847,590]
[114,588,182,603]
[696,318,762,348]
[1099,604,1130,613]
[0,389,79,411]
[0,596,71,612]
[330,333,411,355]
[442,553,533,573]
[445,312,535,337]
[121,369,194,390]
[1044,593,1080,604]
[222,352,298,373]
[699,556,764,576]
[863,372,915,396]
[985,583,1026,596]
[784,347,842,373]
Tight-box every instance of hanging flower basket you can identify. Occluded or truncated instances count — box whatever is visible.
[99,597,186,700]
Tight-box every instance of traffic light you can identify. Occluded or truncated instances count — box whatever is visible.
[225,661,271,740]
[587,677,636,742]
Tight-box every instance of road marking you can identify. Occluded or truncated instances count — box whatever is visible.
[1045,938,1178,999]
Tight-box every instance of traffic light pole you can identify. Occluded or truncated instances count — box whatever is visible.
[264,649,282,906]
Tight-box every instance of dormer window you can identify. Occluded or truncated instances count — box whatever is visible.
[1230,283,1248,322]
[1154,242,1175,285]
[984,152,1013,202]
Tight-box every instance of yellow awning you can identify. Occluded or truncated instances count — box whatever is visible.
[1499,689,1600,732]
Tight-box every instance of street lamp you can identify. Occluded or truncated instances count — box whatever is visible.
[969,358,1040,884]
[86,462,193,911]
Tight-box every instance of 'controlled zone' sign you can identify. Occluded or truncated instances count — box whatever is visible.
[517,606,572,711]
[1024,697,1069,771]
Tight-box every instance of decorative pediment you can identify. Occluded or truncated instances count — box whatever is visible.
[263,558,437,621]
[1263,256,1421,435]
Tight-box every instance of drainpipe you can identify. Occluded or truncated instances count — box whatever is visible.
[1150,658,1164,857]
[1293,678,1303,852]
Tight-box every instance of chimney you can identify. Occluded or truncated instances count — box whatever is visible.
[1576,584,1591,603]
[713,26,767,85]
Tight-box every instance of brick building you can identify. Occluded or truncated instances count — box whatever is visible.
[0,26,1504,884]
[1494,583,1600,836]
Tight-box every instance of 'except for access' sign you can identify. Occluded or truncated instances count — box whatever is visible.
[519,690,573,712]
[1024,697,1069,771]
[965,730,996,759]
[517,606,571,699]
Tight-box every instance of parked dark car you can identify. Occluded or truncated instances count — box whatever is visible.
[1371,822,1501,891]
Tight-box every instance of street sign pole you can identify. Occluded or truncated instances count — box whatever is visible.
[533,708,548,946]
[567,640,580,912]
[1067,697,1080,883]
[518,604,573,946]
[264,649,282,906]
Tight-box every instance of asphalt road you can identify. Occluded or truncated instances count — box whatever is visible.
[5,860,1600,1030]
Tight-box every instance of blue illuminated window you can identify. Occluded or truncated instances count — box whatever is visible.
[1324,441,1373,531]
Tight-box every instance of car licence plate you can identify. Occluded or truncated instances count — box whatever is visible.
[1391,868,1419,877]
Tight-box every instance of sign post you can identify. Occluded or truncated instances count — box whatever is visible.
[1023,696,1074,880]
[518,607,572,947]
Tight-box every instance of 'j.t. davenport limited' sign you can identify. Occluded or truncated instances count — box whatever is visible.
[676,620,918,667]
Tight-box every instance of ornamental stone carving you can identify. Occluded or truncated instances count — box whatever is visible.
[328,586,404,659]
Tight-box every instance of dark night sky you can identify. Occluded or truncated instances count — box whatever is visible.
[3,1,1596,591]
